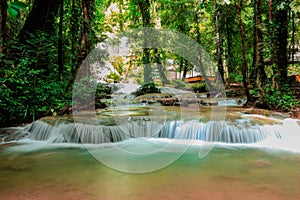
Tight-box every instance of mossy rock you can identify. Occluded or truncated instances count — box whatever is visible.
[135,93,178,106]
[133,83,161,97]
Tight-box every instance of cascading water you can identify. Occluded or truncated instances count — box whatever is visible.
[21,117,299,148]
[27,120,129,144]
[2,116,300,199]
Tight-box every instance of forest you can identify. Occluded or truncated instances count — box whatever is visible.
[0,0,300,126]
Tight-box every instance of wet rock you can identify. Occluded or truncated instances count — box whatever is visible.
[136,93,179,106]
[290,110,300,119]
[59,104,72,115]
[0,127,27,143]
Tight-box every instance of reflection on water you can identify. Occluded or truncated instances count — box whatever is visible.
[1,140,300,200]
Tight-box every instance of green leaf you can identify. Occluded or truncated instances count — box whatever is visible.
[7,6,18,18]
[11,1,28,10]
[290,2,300,13]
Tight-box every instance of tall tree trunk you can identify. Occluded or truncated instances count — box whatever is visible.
[251,0,257,86]
[225,5,233,85]
[71,0,81,76]
[268,0,277,87]
[179,57,183,80]
[218,37,224,83]
[182,60,188,82]
[142,48,152,84]
[124,55,133,82]
[237,0,253,104]
[16,0,61,81]
[18,0,62,43]
[291,11,295,62]
[0,0,7,61]
[79,0,92,65]
[214,0,224,83]
[254,0,266,89]
[58,0,64,80]
[274,1,289,84]
[137,0,152,84]
[154,49,169,85]
[78,0,94,77]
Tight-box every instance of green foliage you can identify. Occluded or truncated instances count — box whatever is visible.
[170,79,208,93]
[0,58,67,126]
[1,0,299,126]
[0,31,71,126]
[7,1,28,18]
[72,78,111,109]
[105,72,122,83]
[290,1,300,13]
[110,56,125,74]
[95,84,110,108]
[254,85,299,111]
[229,72,243,83]
[95,83,110,99]
[171,79,188,89]
[190,81,208,93]
[72,77,96,106]
[0,0,106,126]
[133,83,161,97]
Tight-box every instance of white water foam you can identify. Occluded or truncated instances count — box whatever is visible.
[3,117,300,155]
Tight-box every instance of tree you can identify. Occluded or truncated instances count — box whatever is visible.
[153,49,169,85]
[14,0,62,84]
[58,0,64,79]
[70,0,82,76]
[214,0,225,83]
[252,0,266,89]
[136,0,152,83]
[18,0,62,43]
[236,0,253,104]
[265,0,290,86]
[79,0,94,66]
[159,0,194,81]
[224,3,236,85]
[0,0,8,59]
[274,0,290,85]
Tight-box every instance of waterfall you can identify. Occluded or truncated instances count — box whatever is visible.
[28,121,129,144]
[158,120,270,143]
[26,121,54,141]
[22,118,296,145]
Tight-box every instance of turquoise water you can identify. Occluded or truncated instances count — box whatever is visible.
[1,140,300,200]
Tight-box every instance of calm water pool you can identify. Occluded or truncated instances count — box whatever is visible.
[1,140,300,200]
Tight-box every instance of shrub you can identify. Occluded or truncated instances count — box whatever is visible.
[255,84,299,111]
[105,72,121,83]
[133,82,161,97]
[190,81,208,93]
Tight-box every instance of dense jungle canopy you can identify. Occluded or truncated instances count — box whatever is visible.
[0,0,300,126]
